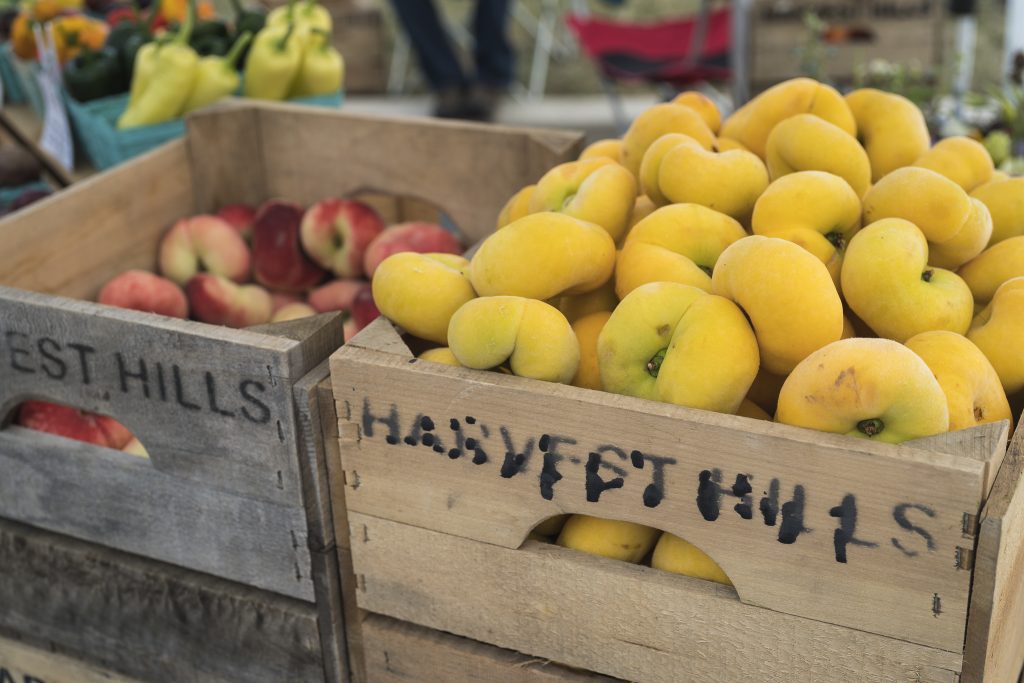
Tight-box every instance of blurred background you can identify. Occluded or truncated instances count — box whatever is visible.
[330,0,1021,144]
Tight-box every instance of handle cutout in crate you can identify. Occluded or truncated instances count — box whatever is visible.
[5,399,151,460]
[526,514,735,589]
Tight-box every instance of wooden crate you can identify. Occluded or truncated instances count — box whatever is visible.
[0,101,583,682]
[749,0,943,86]
[330,315,1024,683]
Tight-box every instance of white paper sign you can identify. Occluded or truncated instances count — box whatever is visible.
[33,23,73,172]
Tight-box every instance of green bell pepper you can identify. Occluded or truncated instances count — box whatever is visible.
[64,46,125,102]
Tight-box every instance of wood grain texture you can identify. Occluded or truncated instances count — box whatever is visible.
[963,416,1024,683]
[331,331,988,651]
[906,420,1011,500]
[252,104,583,244]
[350,513,962,683]
[0,141,191,300]
[0,517,325,683]
[0,635,140,683]
[311,546,349,683]
[185,103,269,212]
[361,614,622,683]
[0,290,344,599]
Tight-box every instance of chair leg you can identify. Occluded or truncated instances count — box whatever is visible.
[600,77,629,134]
[527,0,559,99]
[387,32,411,95]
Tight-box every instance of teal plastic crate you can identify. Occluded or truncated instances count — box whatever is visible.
[0,43,27,104]
[64,90,343,171]
[7,46,43,114]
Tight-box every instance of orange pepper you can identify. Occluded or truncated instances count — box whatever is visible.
[52,15,109,65]
[10,13,37,60]
[32,0,84,22]
[159,0,215,24]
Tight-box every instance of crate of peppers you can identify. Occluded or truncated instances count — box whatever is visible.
[61,0,344,169]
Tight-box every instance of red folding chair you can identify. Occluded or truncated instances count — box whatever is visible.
[566,1,733,129]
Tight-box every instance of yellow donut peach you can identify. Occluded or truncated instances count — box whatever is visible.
[777,338,949,443]
[417,347,462,367]
[644,135,769,225]
[720,77,855,159]
[971,177,1024,246]
[495,185,536,230]
[571,310,611,390]
[651,533,731,585]
[905,331,1011,432]
[620,102,716,175]
[579,138,624,163]
[845,88,931,182]
[958,236,1024,304]
[372,252,476,344]
[616,204,747,299]
[470,212,616,300]
[968,277,1024,394]
[598,282,759,413]
[751,171,861,286]
[764,114,871,197]
[557,515,660,563]
[863,167,993,269]
[529,158,638,242]
[672,90,722,133]
[712,235,844,375]
[841,218,974,342]
[913,136,994,192]
[447,296,579,383]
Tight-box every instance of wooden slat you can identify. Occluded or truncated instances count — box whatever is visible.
[0,290,344,599]
[331,322,990,651]
[0,141,192,300]
[0,635,140,683]
[311,546,349,683]
[963,416,1024,682]
[361,614,622,682]
[906,420,1010,498]
[0,517,325,683]
[252,104,583,244]
[185,103,269,212]
[350,513,962,683]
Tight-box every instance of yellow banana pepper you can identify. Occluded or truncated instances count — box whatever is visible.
[128,41,161,105]
[267,0,331,37]
[288,29,342,98]
[243,22,301,100]
[117,1,199,128]
[182,31,252,113]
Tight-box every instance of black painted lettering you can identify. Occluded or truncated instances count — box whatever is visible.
[499,426,534,478]
[778,485,809,544]
[630,450,676,508]
[697,469,757,522]
[66,342,96,384]
[116,353,149,397]
[732,474,753,519]
[0,669,15,683]
[6,330,34,374]
[172,364,200,410]
[538,434,576,500]
[585,446,627,502]
[829,494,878,563]
[470,422,489,464]
[891,503,937,557]
[205,372,234,417]
[37,337,66,379]
[24,676,46,683]
[760,479,781,526]
[240,380,272,424]
[404,414,424,447]
[155,362,168,401]
[361,398,399,443]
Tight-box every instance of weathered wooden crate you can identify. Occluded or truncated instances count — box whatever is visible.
[0,101,583,682]
[331,314,1024,683]
[749,0,943,86]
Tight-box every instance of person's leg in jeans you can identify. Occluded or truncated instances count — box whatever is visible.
[472,0,514,89]
[390,0,468,117]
